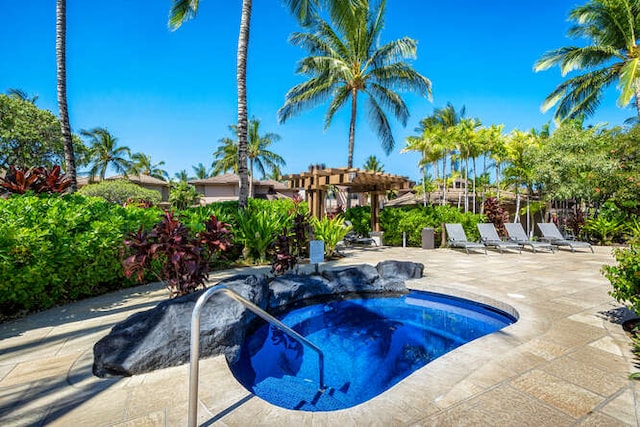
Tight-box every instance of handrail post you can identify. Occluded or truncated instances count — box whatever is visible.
[188,284,325,427]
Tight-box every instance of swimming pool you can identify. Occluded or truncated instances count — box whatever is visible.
[229,290,517,411]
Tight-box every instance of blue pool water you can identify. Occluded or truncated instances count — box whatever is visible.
[229,290,517,411]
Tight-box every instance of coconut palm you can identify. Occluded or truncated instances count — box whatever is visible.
[278,0,432,172]
[212,119,286,196]
[192,163,211,179]
[80,127,132,180]
[56,0,77,191]
[174,170,189,182]
[534,0,640,123]
[168,0,330,209]
[363,155,384,172]
[212,136,239,176]
[503,130,539,226]
[128,153,169,181]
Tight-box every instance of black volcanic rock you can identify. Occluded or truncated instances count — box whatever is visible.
[93,261,424,377]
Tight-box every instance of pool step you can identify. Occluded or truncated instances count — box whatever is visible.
[254,376,351,411]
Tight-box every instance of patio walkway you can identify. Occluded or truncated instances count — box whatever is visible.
[0,246,638,426]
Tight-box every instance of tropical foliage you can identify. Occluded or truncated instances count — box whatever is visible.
[0,95,88,170]
[78,179,162,205]
[128,153,169,181]
[80,127,132,180]
[169,181,201,210]
[535,0,640,123]
[278,0,432,168]
[311,215,351,257]
[0,194,159,316]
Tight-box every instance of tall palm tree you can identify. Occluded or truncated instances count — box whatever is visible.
[192,162,211,179]
[363,155,384,172]
[174,170,189,182]
[56,0,77,191]
[503,130,538,226]
[212,119,286,196]
[80,127,132,180]
[535,0,640,123]
[278,0,432,171]
[432,103,466,205]
[168,0,325,209]
[129,153,169,181]
[212,135,239,176]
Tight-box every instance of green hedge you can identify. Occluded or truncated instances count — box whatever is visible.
[379,205,485,247]
[0,194,160,316]
[78,179,162,205]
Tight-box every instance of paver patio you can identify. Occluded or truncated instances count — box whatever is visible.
[0,246,638,426]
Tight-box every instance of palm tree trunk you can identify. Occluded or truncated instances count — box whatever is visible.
[472,157,477,214]
[236,0,252,210]
[56,0,77,192]
[347,88,358,169]
[441,152,447,205]
[249,158,254,198]
[346,88,358,209]
[464,154,469,213]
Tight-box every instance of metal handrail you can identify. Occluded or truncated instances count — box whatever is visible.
[188,284,325,427]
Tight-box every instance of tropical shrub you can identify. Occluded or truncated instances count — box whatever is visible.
[78,179,161,205]
[603,244,640,315]
[169,181,200,210]
[0,194,160,317]
[379,205,485,247]
[0,165,72,194]
[344,206,372,236]
[312,215,351,257]
[234,207,288,262]
[582,216,625,245]
[269,211,311,275]
[123,211,232,297]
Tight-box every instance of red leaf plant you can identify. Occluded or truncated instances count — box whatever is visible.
[123,211,233,298]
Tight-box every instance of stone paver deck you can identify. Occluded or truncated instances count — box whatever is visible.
[0,246,638,426]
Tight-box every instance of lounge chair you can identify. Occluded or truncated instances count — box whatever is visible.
[504,223,555,253]
[537,223,594,253]
[342,221,377,246]
[445,223,487,254]
[477,223,522,254]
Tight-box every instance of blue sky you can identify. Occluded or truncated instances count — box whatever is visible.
[1,1,633,182]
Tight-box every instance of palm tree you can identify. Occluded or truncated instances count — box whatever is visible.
[534,0,640,123]
[6,88,38,103]
[56,0,77,191]
[432,103,466,205]
[212,136,239,176]
[129,153,169,181]
[168,0,325,209]
[503,130,538,227]
[80,127,132,180]
[192,163,211,179]
[363,155,384,172]
[174,170,189,182]
[278,0,432,171]
[212,119,286,196]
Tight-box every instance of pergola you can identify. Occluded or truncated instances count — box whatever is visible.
[285,166,414,232]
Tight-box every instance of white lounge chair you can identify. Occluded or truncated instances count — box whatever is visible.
[504,223,555,253]
[537,223,594,253]
[477,223,522,254]
[445,223,487,255]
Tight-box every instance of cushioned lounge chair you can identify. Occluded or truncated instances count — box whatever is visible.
[504,223,555,253]
[342,221,376,246]
[445,223,487,254]
[477,223,522,254]
[537,223,594,253]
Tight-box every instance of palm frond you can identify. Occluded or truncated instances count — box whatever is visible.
[324,86,352,129]
[278,77,338,123]
[534,45,621,75]
[367,82,409,125]
[366,96,394,154]
[617,58,640,106]
[168,0,199,30]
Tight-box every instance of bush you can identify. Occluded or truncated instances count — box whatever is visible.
[603,244,640,315]
[312,215,351,257]
[379,205,485,247]
[78,179,161,206]
[344,206,372,236]
[169,181,200,210]
[0,194,160,316]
